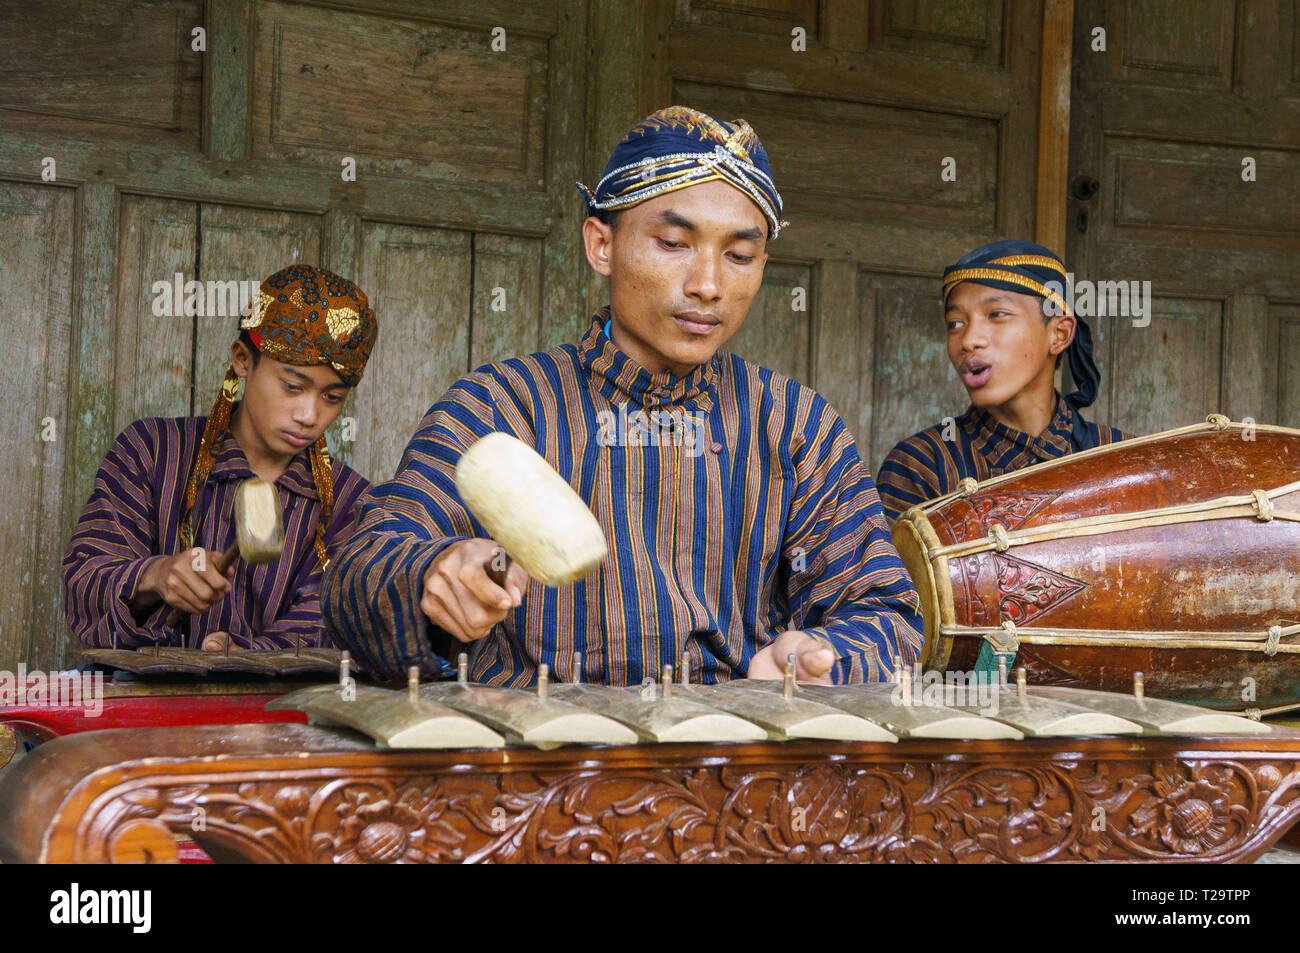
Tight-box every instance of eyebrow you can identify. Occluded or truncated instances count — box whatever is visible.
[946,294,1015,313]
[283,366,349,390]
[651,209,764,242]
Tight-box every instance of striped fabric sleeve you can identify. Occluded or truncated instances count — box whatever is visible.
[322,374,512,680]
[254,472,372,651]
[62,420,173,647]
[875,433,946,523]
[781,399,924,683]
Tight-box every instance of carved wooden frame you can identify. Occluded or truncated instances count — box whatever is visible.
[3,724,1300,863]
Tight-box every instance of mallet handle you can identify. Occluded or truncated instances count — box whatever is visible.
[485,553,512,589]
[163,541,240,630]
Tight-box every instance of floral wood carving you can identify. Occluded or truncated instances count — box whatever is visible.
[65,754,1300,864]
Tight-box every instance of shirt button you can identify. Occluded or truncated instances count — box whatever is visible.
[710,442,722,454]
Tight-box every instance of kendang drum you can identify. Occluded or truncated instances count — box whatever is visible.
[891,415,1300,713]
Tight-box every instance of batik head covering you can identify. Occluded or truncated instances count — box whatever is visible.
[576,105,787,239]
[942,239,1099,449]
[179,264,377,567]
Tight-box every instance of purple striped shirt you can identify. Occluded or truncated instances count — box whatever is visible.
[62,412,370,649]
[323,312,924,686]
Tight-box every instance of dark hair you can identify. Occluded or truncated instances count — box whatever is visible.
[237,329,261,365]
[596,209,622,230]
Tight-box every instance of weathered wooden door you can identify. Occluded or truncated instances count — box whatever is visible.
[1066,0,1300,433]
[0,0,588,670]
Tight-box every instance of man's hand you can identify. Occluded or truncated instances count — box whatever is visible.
[201,631,233,652]
[136,549,235,617]
[747,630,836,685]
[420,539,529,643]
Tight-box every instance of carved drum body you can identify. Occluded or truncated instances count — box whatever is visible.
[891,417,1300,710]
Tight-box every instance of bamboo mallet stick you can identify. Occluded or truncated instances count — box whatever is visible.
[164,477,286,631]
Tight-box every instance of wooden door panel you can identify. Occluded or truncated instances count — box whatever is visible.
[0,181,75,670]
[251,0,552,191]
[870,0,1006,64]
[114,196,197,428]
[0,0,203,148]
[1068,0,1300,433]
[1108,0,1235,91]
[353,222,473,483]
[724,261,812,387]
[864,272,969,471]
[673,80,1000,230]
[470,235,543,371]
[1277,307,1300,426]
[194,205,322,416]
[1104,297,1223,435]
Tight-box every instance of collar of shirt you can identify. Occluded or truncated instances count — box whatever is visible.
[207,407,320,499]
[960,393,1075,461]
[579,307,720,411]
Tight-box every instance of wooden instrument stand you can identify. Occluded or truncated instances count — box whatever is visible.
[3,723,1300,863]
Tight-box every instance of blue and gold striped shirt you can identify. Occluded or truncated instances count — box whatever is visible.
[876,396,1128,522]
[322,310,923,685]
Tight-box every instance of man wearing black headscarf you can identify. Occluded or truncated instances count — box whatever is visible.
[876,239,1128,522]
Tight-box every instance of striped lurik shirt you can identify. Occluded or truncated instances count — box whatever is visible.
[322,311,923,686]
[875,396,1129,522]
[62,411,370,649]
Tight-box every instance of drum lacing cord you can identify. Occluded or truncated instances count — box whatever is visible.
[1253,489,1274,521]
[1265,625,1284,656]
[987,522,1010,552]
[927,478,1300,561]
[944,622,1300,655]
[980,620,1019,653]
[1206,413,1232,431]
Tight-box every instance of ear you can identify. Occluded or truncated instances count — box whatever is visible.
[1048,311,1077,358]
[230,339,256,378]
[582,217,615,278]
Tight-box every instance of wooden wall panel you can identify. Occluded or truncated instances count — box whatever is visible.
[1113,146,1300,239]
[470,235,543,371]
[724,261,812,386]
[1105,297,1223,436]
[251,1,550,188]
[194,205,322,413]
[1277,308,1300,428]
[0,0,203,147]
[677,0,819,36]
[353,223,473,483]
[113,197,197,430]
[862,272,968,470]
[1069,0,1300,434]
[871,0,1004,64]
[0,182,74,671]
[1109,0,1234,90]
[674,81,1000,229]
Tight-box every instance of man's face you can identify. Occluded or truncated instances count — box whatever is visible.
[232,341,349,458]
[582,179,768,376]
[945,282,1073,409]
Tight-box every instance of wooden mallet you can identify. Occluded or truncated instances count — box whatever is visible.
[454,433,608,588]
[164,477,286,632]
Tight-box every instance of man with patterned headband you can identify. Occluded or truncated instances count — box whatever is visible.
[876,239,1128,523]
[63,264,376,651]
[324,105,922,686]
